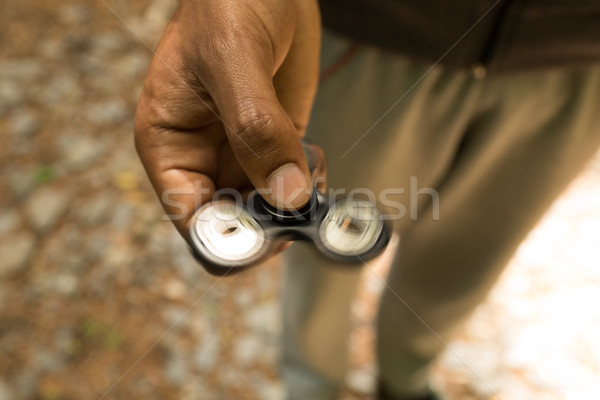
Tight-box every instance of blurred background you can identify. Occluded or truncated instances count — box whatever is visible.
[1,1,599,399]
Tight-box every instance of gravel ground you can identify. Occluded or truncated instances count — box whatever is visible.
[1,1,599,399]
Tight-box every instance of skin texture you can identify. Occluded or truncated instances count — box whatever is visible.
[134,0,322,240]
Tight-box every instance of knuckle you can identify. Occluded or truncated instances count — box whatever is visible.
[230,109,281,159]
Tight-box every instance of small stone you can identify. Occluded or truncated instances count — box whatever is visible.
[54,327,75,355]
[164,351,188,385]
[4,166,38,199]
[0,378,15,400]
[84,100,129,125]
[76,193,114,226]
[61,253,87,271]
[39,73,82,106]
[115,51,150,79]
[234,334,263,365]
[52,274,79,296]
[33,349,65,373]
[244,302,280,336]
[171,247,202,282]
[10,110,40,138]
[91,33,124,55]
[234,288,253,307]
[143,0,178,33]
[144,222,173,259]
[160,305,190,327]
[0,60,43,80]
[57,133,109,170]
[218,367,245,387]
[37,37,66,60]
[180,380,214,400]
[0,209,20,235]
[192,329,220,370]
[255,380,285,400]
[0,81,24,111]
[16,370,37,399]
[58,3,90,24]
[85,232,110,259]
[102,242,134,268]
[25,186,69,232]
[162,278,187,301]
[0,232,36,278]
[113,171,139,191]
[110,202,134,233]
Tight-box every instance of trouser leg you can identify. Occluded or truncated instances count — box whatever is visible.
[282,243,364,400]
[281,31,483,399]
[377,67,600,398]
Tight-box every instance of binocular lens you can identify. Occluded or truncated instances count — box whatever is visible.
[319,199,383,256]
[191,201,265,263]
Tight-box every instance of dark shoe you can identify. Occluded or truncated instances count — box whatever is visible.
[377,382,441,400]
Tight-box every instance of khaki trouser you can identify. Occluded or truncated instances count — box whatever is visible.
[280,31,600,400]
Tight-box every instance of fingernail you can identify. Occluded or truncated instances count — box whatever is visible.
[266,163,311,209]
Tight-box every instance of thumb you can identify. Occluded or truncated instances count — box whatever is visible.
[228,96,313,210]
[204,49,313,210]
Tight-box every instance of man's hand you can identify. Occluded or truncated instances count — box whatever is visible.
[134,0,321,239]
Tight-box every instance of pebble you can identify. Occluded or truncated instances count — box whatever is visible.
[192,328,220,371]
[0,59,43,80]
[75,192,115,226]
[3,166,41,200]
[58,3,90,25]
[37,37,66,60]
[54,327,75,355]
[244,301,280,337]
[160,305,190,328]
[180,380,214,400]
[51,274,79,296]
[56,133,109,170]
[128,0,177,42]
[10,109,40,138]
[165,351,188,385]
[0,80,25,111]
[16,370,37,399]
[115,51,150,80]
[25,185,70,232]
[91,33,125,55]
[110,202,134,233]
[39,73,82,107]
[0,379,15,400]
[144,0,177,30]
[162,278,188,301]
[0,209,20,235]
[85,232,110,260]
[171,248,203,282]
[0,232,36,278]
[234,333,264,365]
[254,380,286,400]
[101,242,134,269]
[44,226,83,263]
[234,288,253,307]
[32,349,65,373]
[218,367,246,387]
[84,100,129,125]
[145,222,174,259]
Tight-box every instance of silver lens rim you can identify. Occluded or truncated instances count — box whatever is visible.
[318,199,384,257]
[190,200,267,266]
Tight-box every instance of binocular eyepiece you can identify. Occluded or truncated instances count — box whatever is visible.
[189,188,390,274]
